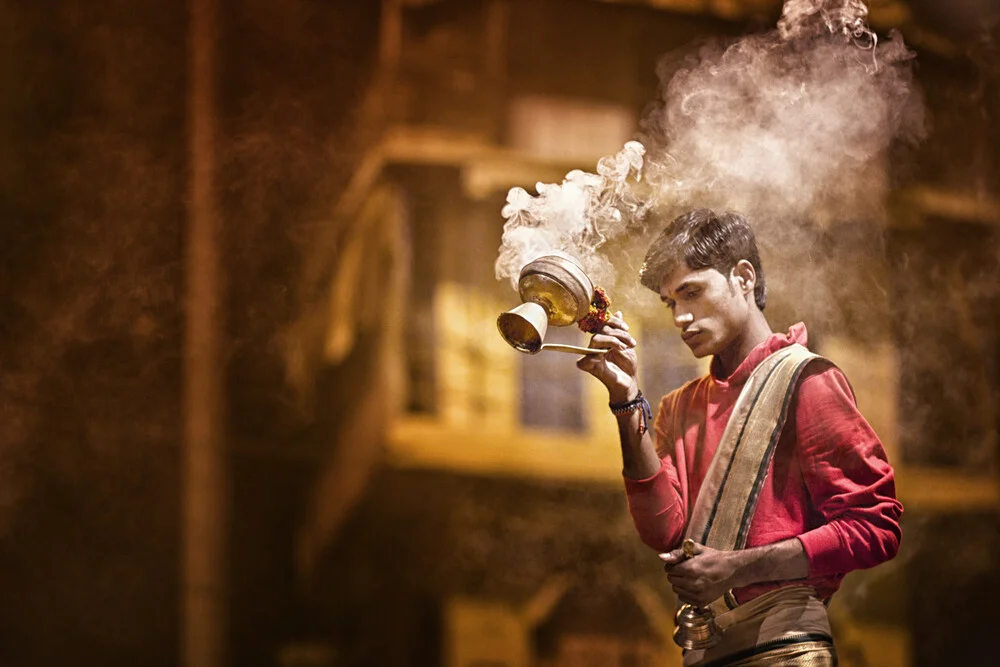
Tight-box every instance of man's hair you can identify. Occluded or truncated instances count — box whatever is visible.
[639,208,767,310]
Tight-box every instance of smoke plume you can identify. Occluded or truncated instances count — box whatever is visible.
[495,0,925,323]
[495,140,649,290]
[641,0,924,223]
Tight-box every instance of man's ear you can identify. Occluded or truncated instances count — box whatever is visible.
[732,260,755,297]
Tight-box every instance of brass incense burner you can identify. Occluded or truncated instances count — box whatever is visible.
[672,539,723,650]
[497,254,609,355]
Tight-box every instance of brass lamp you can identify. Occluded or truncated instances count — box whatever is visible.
[497,254,608,355]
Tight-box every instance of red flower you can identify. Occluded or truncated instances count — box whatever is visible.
[578,286,612,333]
[591,286,611,310]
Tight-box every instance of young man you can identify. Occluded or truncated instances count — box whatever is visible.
[576,209,902,666]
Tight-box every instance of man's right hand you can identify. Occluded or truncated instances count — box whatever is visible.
[576,310,639,402]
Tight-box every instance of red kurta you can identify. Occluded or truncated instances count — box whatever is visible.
[624,323,903,603]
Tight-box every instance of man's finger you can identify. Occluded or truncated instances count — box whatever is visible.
[606,312,630,331]
[659,549,685,565]
[599,326,637,348]
[672,582,712,607]
[576,355,604,374]
[590,333,628,351]
[671,584,699,604]
[665,567,697,585]
[660,548,694,566]
[685,541,705,556]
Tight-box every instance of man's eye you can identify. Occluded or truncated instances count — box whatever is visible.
[685,290,699,300]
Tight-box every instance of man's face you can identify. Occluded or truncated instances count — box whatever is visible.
[658,264,750,358]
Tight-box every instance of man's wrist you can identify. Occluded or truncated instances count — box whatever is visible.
[608,382,639,405]
[728,549,755,589]
[729,539,809,588]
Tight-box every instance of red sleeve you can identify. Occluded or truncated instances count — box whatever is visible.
[622,394,687,553]
[794,364,903,577]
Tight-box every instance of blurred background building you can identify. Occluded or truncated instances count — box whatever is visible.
[0,1,997,666]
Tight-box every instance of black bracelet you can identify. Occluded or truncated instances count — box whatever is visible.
[609,391,654,435]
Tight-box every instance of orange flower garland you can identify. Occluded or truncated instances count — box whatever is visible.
[578,286,611,334]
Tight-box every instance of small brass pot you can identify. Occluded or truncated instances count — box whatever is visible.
[497,254,596,354]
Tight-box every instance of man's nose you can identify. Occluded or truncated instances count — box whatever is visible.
[673,310,693,329]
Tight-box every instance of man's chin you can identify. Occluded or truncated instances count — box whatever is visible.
[684,339,714,358]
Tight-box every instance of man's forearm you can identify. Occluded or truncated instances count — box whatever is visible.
[731,537,810,588]
[617,411,661,479]
[610,382,661,479]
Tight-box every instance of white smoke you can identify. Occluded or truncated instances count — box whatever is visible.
[640,0,923,223]
[778,0,875,44]
[494,140,648,290]
[494,0,925,318]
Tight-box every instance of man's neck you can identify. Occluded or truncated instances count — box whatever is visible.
[715,309,773,377]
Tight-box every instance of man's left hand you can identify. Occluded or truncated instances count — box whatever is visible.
[659,542,742,607]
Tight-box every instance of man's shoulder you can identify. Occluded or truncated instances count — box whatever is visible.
[766,344,843,386]
[793,356,857,407]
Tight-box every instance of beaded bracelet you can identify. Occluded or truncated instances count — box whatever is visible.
[609,391,653,435]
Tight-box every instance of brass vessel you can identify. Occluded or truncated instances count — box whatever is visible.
[497,254,608,355]
[672,539,723,650]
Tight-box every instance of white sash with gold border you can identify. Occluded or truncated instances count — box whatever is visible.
[683,344,821,615]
